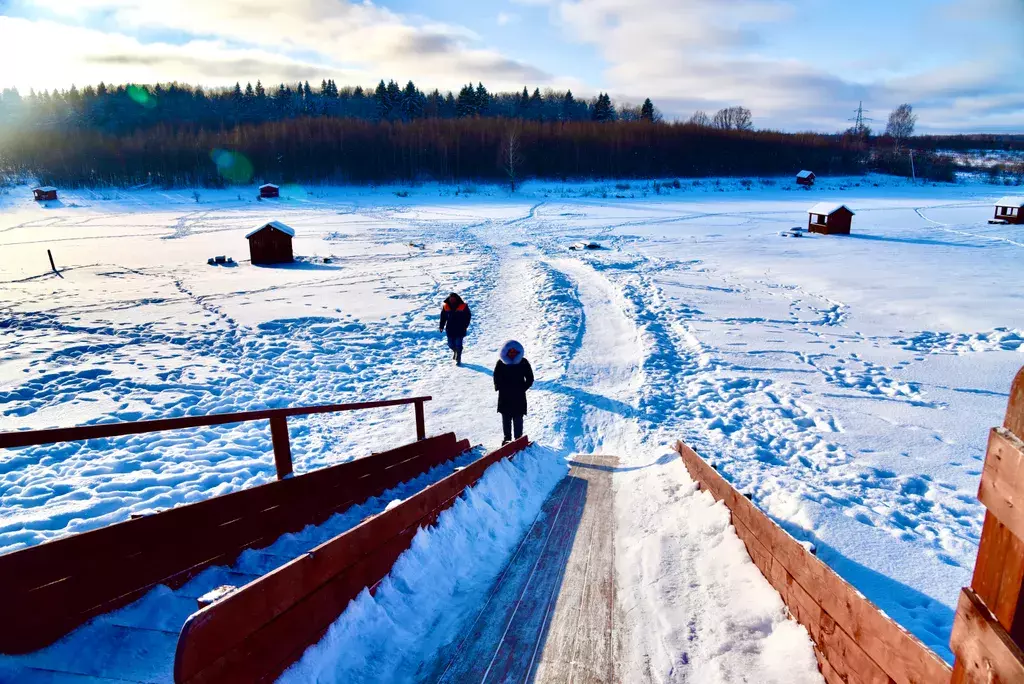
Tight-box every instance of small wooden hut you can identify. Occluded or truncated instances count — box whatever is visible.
[993,197,1024,225]
[259,184,280,199]
[33,186,58,201]
[796,170,815,186]
[246,221,294,265]
[807,202,854,235]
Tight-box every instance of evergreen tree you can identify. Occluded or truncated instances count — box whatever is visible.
[374,80,390,119]
[456,83,476,117]
[475,82,489,115]
[244,82,254,100]
[592,93,613,122]
[254,81,266,99]
[640,98,655,122]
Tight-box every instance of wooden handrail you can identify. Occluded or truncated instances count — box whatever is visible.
[0,395,433,479]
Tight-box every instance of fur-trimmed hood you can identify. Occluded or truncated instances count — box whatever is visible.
[499,340,525,365]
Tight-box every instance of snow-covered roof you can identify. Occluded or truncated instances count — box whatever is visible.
[995,196,1024,208]
[796,170,814,179]
[34,186,57,192]
[259,183,279,189]
[808,202,854,216]
[245,220,295,238]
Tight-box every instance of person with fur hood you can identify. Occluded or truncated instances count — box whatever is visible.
[493,340,534,445]
[439,292,471,366]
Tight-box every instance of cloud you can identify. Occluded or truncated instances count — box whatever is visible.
[497,12,519,26]
[1,0,554,92]
[537,0,1024,132]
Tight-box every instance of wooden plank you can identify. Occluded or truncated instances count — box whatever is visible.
[0,433,469,654]
[433,477,578,683]
[950,588,1024,684]
[1006,367,1024,439]
[435,455,618,684]
[978,429,1024,549]
[674,440,951,684]
[533,455,617,684]
[174,437,530,684]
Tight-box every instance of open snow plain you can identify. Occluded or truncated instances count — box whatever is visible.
[1,176,1022,677]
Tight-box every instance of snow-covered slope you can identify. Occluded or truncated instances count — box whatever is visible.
[1,175,1021,676]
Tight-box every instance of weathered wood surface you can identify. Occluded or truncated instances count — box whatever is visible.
[0,432,469,654]
[675,440,950,684]
[950,588,1024,684]
[435,454,617,683]
[977,429,1024,558]
[174,437,531,684]
[951,366,1024,684]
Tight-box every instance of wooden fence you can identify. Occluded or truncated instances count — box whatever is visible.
[0,395,433,480]
[676,365,1024,684]
[0,396,441,653]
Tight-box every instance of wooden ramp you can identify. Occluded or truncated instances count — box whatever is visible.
[434,454,618,683]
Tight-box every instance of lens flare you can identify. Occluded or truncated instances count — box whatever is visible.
[126,85,156,109]
[210,149,254,184]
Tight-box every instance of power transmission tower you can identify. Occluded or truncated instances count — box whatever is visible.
[848,101,874,136]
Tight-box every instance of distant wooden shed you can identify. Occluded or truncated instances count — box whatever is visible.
[796,170,815,186]
[259,183,280,199]
[246,221,294,265]
[807,202,854,235]
[33,186,58,201]
[993,196,1024,225]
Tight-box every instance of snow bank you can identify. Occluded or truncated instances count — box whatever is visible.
[616,446,823,684]
[278,443,568,683]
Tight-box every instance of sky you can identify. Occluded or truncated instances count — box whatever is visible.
[0,0,1022,133]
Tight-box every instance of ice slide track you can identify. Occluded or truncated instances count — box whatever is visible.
[434,454,618,684]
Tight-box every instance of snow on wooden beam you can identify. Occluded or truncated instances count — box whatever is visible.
[174,436,531,684]
[674,439,951,684]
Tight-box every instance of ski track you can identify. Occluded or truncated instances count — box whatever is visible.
[3,185,1022,678]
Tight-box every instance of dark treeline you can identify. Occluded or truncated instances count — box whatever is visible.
[0,80,650,134]
[1,117,868,187]
[911,134,1024,152]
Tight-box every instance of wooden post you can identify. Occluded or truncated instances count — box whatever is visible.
[414,400,426,441]
[47,249,57,274]
[950,366,1024,682]
[269,415,293,480]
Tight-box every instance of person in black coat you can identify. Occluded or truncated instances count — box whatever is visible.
[439,292,471,365]
[493,340,534,445]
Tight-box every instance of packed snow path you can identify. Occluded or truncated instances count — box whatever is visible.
[1,177,1023,679]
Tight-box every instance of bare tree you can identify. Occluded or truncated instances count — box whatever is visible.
[688,110,711,127]
[711,106,753,131]
[503,123,524,192]
[885,103,917,151]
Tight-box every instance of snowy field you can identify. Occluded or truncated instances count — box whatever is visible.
[1,175,1023,675]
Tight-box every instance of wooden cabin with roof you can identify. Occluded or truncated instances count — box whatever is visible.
[807,202,854,235]
[796,170,815,186]
[992,197,1024,225]
[259,183,280,199]
[33,186,58,202]
[246,221,294,265]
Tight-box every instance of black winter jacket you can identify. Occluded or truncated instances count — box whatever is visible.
[493,358,534,416]
[440,303,472,337]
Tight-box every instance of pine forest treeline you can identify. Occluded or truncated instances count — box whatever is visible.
[0,80,644,133]
[0,78,966,187]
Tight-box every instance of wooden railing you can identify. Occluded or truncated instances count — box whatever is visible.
[678,365,1024,684]
[0,395,432,480]
[950,367,1024,682]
